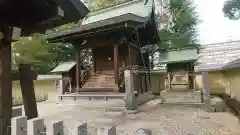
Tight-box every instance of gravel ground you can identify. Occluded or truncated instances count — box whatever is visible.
[36,96,240,135]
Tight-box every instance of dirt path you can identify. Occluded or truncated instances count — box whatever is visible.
[36,98,240,135]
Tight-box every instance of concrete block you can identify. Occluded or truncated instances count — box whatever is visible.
[27,118,45,135]
[211,96,227,112]
[97,126,116,135]
[74,122,87,135]
[11,116,27,135]
[135,128,152,135]
[46,120,64,135]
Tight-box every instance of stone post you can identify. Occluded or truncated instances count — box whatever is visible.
[124,70,137,110]
[74,122,87,135]
[46,120,64,135]
[97,126,116,135]
[27,118,45,135]
[11,116,27,135]
[135,128,152,135]
[201,71,212,112]
[59,80,63,94]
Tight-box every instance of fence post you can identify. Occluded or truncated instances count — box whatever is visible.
[97,126,116,135]
[11,116,27,135]
[27,118,45,135]
[74,122,87,135]
[46,120,64,135]
[124,70,137,110]
[135,128,152,135]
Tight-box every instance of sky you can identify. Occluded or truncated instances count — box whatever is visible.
[194,0,240,44]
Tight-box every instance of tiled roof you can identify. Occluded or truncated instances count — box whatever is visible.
[158,48,198,64]
[36,75,62,80]
[81,0,153,25]
[45,0,155,40]
[195,40,240,72]
[51,61,76,73]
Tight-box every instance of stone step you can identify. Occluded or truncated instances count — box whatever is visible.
[102,81,115,84]
[89,76,102,79]
[101,84,117,88]
[82,83,95,87]
[105,76,115,79]
[77,88,118,92]
[84,81,96,85]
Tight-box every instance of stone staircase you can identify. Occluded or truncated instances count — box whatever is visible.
[81,70,118,92]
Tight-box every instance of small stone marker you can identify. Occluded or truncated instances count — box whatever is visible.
[97,126,116,135]
[11,116,27,135]
[75,122,87,135]
[27,118,45,135]
[135,128,152,135]
[46,120,64,135]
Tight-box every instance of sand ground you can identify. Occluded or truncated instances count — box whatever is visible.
[34,93,240,135]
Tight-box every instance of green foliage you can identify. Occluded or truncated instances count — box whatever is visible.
[12,34,56,64]
[12,34,75,74]
[157,0,199,50]
[46,23,75,34]
[88,0,131,11]
[223,0,240,20]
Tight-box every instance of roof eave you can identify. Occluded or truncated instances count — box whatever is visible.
[45,14,147,42]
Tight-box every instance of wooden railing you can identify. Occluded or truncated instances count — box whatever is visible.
[80,66,92,86]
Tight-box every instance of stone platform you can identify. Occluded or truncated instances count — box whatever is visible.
[160,90,203,105]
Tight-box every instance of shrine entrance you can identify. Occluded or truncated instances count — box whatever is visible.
[166,61,195,91]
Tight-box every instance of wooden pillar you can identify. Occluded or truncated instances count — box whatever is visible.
[201,71,212,112]
[19,64,38,119]
[128,45,132,65]
[75,48,80,91]
[0,27,13,135]
[114,44,119,84]
[92,50,96,74]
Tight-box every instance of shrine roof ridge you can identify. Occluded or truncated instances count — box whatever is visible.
[45,0,155,41]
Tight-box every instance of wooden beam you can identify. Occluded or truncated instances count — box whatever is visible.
[92,49,96,74]
[114,44,119,85]
[0,27,12,135]
[12,72,37,81]
[76,48,80,90]
[128,42,140,50]
[19,64,38,119]
[128,44,132,66]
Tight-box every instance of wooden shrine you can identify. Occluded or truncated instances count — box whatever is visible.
[158,47,199,91]
[0,0,89,134]
[46,0,159,93]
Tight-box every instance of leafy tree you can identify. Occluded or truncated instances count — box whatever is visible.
[156,0,199,50]
[12,34,75,74]
[223,0,240,20]
[46,23,75,34]
[88,0,131,11]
